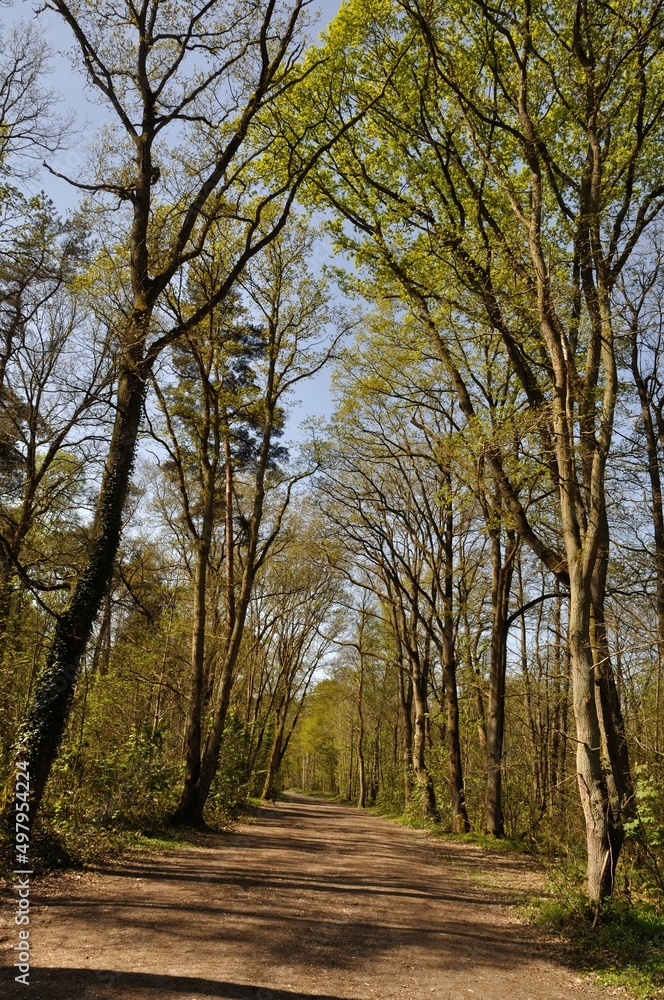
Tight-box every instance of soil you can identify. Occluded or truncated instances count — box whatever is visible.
[0,793,618,1000]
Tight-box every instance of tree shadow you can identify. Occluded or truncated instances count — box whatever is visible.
[3,793,571,998]
[0,967,357,1000]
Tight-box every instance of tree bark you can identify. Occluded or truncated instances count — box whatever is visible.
[398,662,414,806]
[171,515,213,824]
[410,648,439,820]
[261,713,285,801]
[568,565,616,901]
[590,515,635,842]
[631,333,664,750]
[10,356,146,827]
[485,528,516,836]
[440,494,469,832]
[357,649,366,809]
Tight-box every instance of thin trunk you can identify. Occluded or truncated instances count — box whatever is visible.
[518,562,545,827]
[569,567,616,901]
[172,513,212,824]
[550,585,562,806]
[441,636,468,831]
[440,487,469,832]
[261,711,285,801]
[90,587,112,678]
[397,660,414,806]
[369,729,380,805]
[224,436,235,636]
[411,650,438,820]
[174,398,274,825]
[485,528,515,836]
[357,650,366,809]
[631,336,664,751]
[590,517,635,839]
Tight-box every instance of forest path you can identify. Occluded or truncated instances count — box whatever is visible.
[1,793,611,1000]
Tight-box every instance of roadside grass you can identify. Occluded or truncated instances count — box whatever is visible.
[367,797,534,853]
[527,886,664,999]
[0,818,222,883]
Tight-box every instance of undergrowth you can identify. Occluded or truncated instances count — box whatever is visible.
[528,887,664,999]
[0,821,205,882]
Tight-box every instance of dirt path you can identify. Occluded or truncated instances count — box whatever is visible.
[1,794,613,1000]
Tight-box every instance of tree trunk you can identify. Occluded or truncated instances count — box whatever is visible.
[440,487,469,831]
[357,652,366,809]
[369,730,380,805]
[175,635,243,825]
[485,528,516,836]
[411,652,438,820]
[398,663,414,806]
[590,518,634,841]
[171,517,212,824]
[8,359,145,828]
[568,566,616,902]
[631,335,664,750]
[441,638,468,832]
[171,389,273,825]
[261,715,285,801]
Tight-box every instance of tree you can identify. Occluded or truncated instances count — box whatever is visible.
[160,217,340,825]
[0,196,109,635]
[148,287,267,824]
[621,253,664,749]
[317,332,475,827]
[305,0,664,902]
[6,0,367,828]
[253,524,342,801]
[0,18,67,174]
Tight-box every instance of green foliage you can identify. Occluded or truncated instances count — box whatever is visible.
[619,764,664,908]
[531,889,664,999]
[626,765,664,850]
[205,710,251,825]
[46,720,178,831]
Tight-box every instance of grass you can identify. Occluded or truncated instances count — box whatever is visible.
[0,818,217,883]
[366,797,534,853]
[528,889,664,999]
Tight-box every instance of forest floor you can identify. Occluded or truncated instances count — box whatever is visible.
[0,793,623,1000]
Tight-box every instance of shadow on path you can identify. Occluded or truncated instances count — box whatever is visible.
[0,794,602,1000]
[0,966,356,999]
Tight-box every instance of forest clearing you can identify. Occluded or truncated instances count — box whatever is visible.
[1,794,612,1000]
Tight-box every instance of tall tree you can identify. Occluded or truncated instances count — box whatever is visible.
[318,339,474,828]
[167,218,340,825]
[5,0,366,827]
[148,287,267,824]
[621,256,664,749]
[305,0,664,901]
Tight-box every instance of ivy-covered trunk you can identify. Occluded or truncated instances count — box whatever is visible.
[10,357,146,828]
